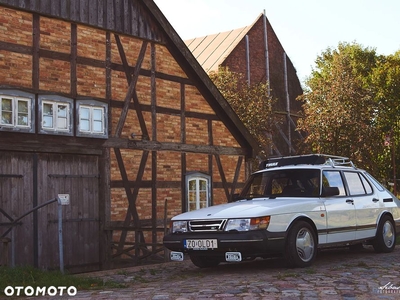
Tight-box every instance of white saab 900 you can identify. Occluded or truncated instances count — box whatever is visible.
[163,155,400,268]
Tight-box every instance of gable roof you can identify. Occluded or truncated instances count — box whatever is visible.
[185,26,251,73]
[184,14,263,73]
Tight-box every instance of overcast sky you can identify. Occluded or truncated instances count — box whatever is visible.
[154,0,400,82]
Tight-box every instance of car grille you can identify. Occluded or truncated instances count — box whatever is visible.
[188,219,227,232]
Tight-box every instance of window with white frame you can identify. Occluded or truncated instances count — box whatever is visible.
[79,106,104,133]
[0,94,33,132]
[76,100,108,138]
[186,173,211,211]
[42,101,70,131]
[38,96,73,135]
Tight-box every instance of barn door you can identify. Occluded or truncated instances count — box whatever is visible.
[37,153,100,273]
[0,152,34,266]
[0,151,100,273]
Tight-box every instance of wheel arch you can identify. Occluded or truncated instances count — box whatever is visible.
[376,211,394,227]
[286,216,319,245]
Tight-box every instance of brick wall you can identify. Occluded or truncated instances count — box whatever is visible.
[0,6,249,252]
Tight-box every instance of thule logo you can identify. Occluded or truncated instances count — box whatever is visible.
[266,162,278,167]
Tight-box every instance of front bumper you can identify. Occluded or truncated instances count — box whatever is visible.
[163,230,286,259]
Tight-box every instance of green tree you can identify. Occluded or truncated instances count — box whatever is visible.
[297,42,381,173]
[209,67,275,158]
[371,51,400,182]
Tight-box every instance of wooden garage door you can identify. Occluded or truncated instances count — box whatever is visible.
[0,152,100,273]
[0,152,34,266]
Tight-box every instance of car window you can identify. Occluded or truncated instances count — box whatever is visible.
[240,169,320,198]
[360,173,373,194]
[322,171,346,196]
[364,172,385,191]
[344,171,369,195]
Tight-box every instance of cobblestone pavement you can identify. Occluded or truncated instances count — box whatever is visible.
[24,246,400,299]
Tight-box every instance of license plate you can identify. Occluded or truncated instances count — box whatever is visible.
[170,251,184,261]
[225,252,242,262]
[184,239,218,250]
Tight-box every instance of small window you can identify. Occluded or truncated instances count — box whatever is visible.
[364,172,385,191]
[42,101,70,131]
[360,174,373,194]
[39,96,73,135]
[186,173,211,212]
[0,92,34,132]
[76,100,108,138]
[79,106,104,133]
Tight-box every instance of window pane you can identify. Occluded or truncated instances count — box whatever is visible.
[80,107,90,120]
[58,104,67,118]
[188,180,196,191]
[80,119,90,131]
[17,100,29,126]
[57,117,67,129]
[93,120,103,132]
[43,115,53,128]
[360,174,373,194]
[17,114,28,126]
[43,103,53,115]
[1,98,12,111]
[1,111,12,124]
[93,108,103,121]
[199,179,207,190]
[344,172,365,195]
[199,191,207,201]
[322,171,346,196]
[189,202,196,211]
[17,100,28,113]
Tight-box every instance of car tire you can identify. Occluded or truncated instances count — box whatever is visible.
[373,215,396,253]
[285,221,317,268]
[189,255,220,268]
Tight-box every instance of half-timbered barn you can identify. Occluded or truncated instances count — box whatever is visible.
[0,0,260,273]
[185,13,304,156]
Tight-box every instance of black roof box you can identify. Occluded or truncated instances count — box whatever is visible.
[259,154,351,169]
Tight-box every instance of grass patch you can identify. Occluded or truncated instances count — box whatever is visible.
[0,266,125,297]
[274,272,299,280]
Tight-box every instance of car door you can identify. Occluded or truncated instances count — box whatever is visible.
[343,171,382,240]
[322,170,357,243]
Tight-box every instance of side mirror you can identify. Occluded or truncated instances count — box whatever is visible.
[322,186,340,197]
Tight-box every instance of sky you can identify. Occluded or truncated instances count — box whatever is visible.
[154,0,400,82]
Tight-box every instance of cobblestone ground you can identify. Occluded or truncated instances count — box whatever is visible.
[22,246,400,299]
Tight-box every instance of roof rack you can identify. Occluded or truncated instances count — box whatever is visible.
[260,154,356,169]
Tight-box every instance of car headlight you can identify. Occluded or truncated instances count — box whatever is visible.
[171,220,188,233]
[225,216,270,231]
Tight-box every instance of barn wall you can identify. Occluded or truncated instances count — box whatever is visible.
[107,33,246,254]
[0,3,251,269]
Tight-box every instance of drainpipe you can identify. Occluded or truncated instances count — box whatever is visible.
[283,52,292,154]
[263,9,270,96]
[245,35,250,86]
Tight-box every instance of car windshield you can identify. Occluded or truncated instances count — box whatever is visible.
[239,169,321,199]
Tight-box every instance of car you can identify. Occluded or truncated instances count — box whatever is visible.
[163,154,400,268]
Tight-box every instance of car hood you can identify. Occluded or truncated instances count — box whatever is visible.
[171,198,322,220]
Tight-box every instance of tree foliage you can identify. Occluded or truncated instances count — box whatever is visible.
[209,67,275,158]
[298,42,400,182]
